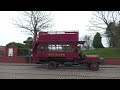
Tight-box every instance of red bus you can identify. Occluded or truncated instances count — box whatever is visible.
[31,31,102,71]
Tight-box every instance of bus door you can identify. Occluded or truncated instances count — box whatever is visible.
[37,44,47,58]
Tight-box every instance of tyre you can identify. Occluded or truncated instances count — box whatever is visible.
[48,61,57,69]
[90,62,99,71]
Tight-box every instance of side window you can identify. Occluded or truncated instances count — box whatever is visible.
[65,45,72,52]
[40,46,44,51]
[47,44,74,52]
[56,45,64,52]
[37,44,46,52]
[48,45,54,52]
[48,44,64,52]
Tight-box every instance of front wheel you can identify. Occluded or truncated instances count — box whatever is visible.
[48,61,57,69]
[89,62,99,71]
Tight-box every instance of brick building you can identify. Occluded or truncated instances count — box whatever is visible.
[0,45,26,63]
[0,45,120,65]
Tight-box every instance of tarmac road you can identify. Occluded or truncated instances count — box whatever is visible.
[0,63,120,79]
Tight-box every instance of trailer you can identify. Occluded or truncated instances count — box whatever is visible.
[31,31,102,71]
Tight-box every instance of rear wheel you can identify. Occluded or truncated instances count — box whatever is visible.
[89,62,99,71]
[48,61,57,69]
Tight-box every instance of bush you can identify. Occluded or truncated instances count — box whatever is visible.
[82,48,120,58]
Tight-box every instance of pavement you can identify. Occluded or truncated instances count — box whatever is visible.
[0,63,120,79]
[0,63,120,68]
[100,65,120,68]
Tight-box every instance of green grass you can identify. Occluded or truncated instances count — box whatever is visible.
[82,48,120,58]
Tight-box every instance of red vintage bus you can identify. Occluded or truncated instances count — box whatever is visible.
[31,31,101,71]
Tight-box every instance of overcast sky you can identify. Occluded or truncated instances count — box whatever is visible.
[0,11,106,46]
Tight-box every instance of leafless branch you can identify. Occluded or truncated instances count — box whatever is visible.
[13,11,52,37]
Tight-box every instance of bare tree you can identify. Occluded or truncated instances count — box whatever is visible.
[82,35,93,50]
[13,11,52,43]
[89,11,120,31]
[89,11,120,47]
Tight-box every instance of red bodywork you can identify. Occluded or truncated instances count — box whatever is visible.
[32,31,100,64]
